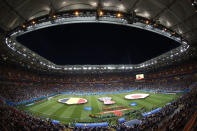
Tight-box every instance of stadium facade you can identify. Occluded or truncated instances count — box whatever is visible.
[0,0,197,130]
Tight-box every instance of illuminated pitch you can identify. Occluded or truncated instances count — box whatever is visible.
[22,91,179,123]
[125,94,149,100]
[58,98,87,104]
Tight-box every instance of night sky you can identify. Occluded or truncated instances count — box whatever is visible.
[17,23,180,65]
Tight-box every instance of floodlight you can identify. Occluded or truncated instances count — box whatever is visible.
[145,20,150,24]
[117,13,121,18]
[99,11,103,16]
[32,21,36,24]
[75,11,79,16]
[53,15,57,19]
[22,24,26,28]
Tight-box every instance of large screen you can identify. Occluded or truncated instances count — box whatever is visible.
[136,74,144,80]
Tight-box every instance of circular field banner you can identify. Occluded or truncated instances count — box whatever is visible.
[58,98,87,105]
[125,94,149,100]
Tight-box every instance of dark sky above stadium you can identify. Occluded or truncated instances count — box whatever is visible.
[17,23,179,65]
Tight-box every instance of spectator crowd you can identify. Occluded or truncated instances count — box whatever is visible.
[0,60,197,130]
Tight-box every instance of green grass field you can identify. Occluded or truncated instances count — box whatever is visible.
[19,91,180,124]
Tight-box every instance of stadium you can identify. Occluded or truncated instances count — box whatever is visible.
[0,0,197,130]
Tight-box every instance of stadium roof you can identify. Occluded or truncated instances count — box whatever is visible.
[0,0,197,45]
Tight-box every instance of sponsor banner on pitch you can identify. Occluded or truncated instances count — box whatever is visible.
[75,122,108,127]
[103,100,115,105]
[130,102,137,106]
[84,107,93,111]
[142,107,161,117]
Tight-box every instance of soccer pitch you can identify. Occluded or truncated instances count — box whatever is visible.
[20,91,180,124]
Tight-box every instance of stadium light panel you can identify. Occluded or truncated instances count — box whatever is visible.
[103,2,111,7]
[62,1,66,5]
[143,12,150,18]
[108,66,115,70]
[118,4,125,11]
[121,66,125,69]
[90,2,97,7]
[83,67,87,70]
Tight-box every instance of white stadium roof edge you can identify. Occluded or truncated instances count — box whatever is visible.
[0,0,196,73]
[0,0,196,44]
